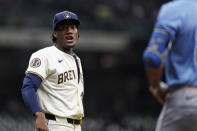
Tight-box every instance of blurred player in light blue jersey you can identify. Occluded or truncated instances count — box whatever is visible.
[143,0,197,131]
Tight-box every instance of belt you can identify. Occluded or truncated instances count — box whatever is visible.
[167,86,197,93]
[45,113,82,125]
[187,86,197,89]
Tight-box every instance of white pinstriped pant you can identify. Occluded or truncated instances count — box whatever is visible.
[47,117,81,131]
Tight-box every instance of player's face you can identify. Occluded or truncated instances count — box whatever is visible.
[54,23,78,53]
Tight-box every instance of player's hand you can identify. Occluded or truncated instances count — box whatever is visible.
[35,112,49,131]
[149,81,168,104]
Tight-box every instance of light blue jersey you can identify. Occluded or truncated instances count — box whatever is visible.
[155,0,197,87]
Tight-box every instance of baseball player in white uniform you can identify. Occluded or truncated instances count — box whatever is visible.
[21,11,84,131]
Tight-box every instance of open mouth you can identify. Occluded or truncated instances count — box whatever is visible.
[65,35,74,43]
[65,36,74,40]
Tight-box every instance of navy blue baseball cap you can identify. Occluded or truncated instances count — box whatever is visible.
[53,11,80,30]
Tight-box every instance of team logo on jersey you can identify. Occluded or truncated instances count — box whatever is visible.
[30,58,41,68]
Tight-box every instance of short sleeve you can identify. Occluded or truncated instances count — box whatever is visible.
[26,52,48,80]
[155,2,183,40]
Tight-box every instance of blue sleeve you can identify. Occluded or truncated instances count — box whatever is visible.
[21,73,42,115]
[143,29,170,68]
[155,2,182,41]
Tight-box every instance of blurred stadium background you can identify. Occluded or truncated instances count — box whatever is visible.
[0,0,170,130]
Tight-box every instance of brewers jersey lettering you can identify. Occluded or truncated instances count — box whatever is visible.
[26,45,84,118]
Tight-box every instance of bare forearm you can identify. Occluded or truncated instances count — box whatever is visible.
[145,64,164,89]
[145,64,168,104]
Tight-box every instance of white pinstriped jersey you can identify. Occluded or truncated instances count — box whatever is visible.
[26,46,84,119]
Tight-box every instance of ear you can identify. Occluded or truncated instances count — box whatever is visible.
[76,33,79,40]
[53,31,57,38]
